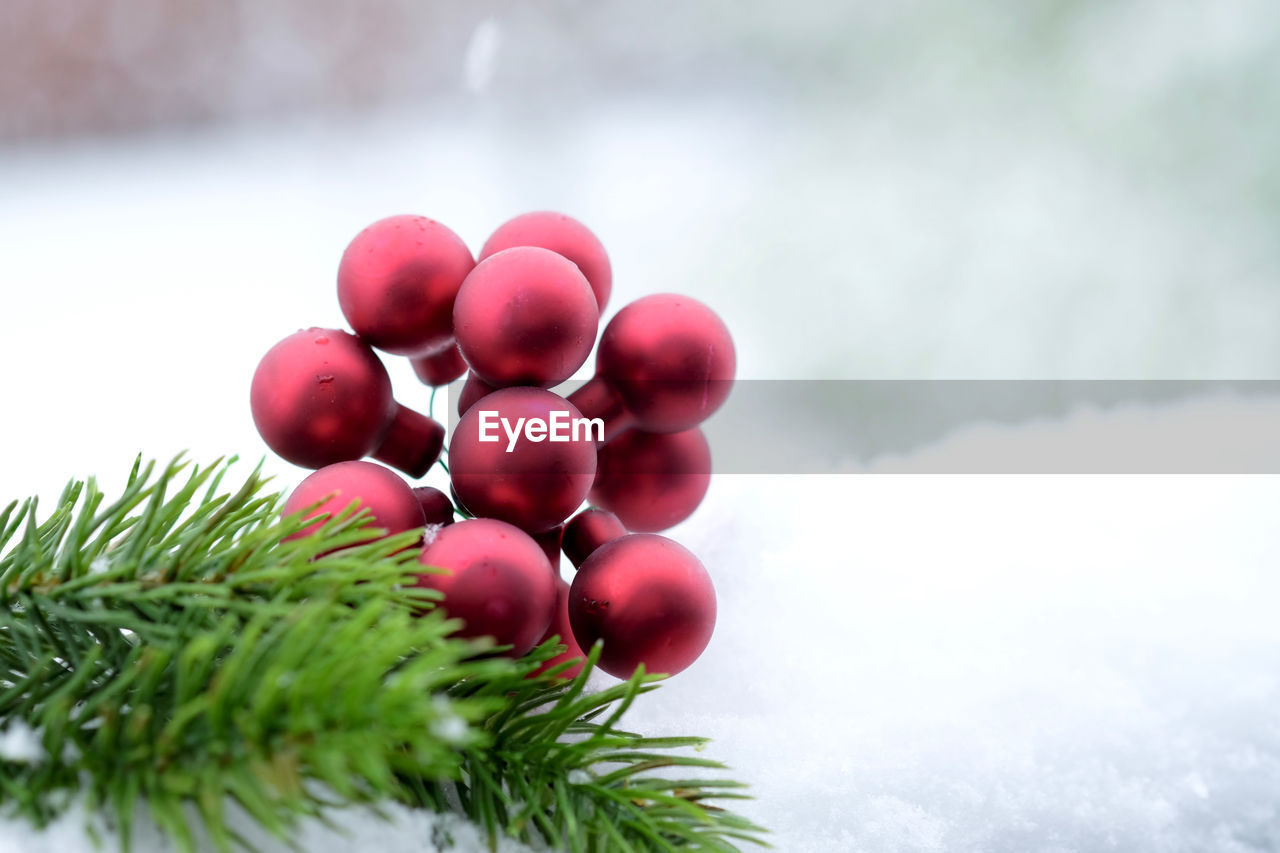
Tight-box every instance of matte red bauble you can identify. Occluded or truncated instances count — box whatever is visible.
[568,294,735,442]
[456,372,496,416]
[416,518,557,656]
[562,508,627,568]
[533,525,563,573]
[590,428,710,532]
[410,344,469,387]
[453,247,598,388]
[411,486,456,528]
[249,328,444,476]
[448,387,596,533]
[534,579,587,679]
[479,211,612,313]
[283,460,424,541]
[337,215,474,357]
[568,534,716,679]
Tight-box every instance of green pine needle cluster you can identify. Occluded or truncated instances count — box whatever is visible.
[0,456,766,852]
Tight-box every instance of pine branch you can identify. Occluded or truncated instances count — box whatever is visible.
[0,456,767,852]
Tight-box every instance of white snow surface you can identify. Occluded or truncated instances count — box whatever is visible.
[0,721,44,765]
[2,404,1279,850]
[645,468,1280,852]
[2,799,539,853]
[3,6,1280,843]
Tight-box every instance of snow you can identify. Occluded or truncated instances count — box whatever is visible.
[3,404,1278,851]
[421,522,446,547]
[429,697,470,745]
[3,1,1280,846]
[4,799,539,853]
[0,721,44,765]
[648,465,1280,852]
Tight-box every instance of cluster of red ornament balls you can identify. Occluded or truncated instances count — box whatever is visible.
[249,212,735,679]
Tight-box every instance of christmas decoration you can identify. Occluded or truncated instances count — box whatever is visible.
[250,209,735,714]
[456,371,496,416]
[249,327,444,476]
[415,518,556,656]
[453,246,599,388]
[411,485,456,528]
[0,458,762,852]
[336,214,474,358]
[533,524,564,572]
[282,460,424,542]
[590,427,711,532]
[562,507,627,567]
[533,579,587,680]
[569,293,736,443]
[479,210,613,312]
[448,386,597,534]
[569,534,717,678]
[409,343,469,387]
[3,203,758,851]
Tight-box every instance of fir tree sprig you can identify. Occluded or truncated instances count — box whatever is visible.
[0,456,766,852]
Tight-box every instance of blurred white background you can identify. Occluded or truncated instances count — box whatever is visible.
[4,0,1280,500]
[2,2,1279,851]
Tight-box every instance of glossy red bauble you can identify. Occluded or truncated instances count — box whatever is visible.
[453,247,598,388]
[249,328,444,476]
[569,534,716,679]
[337,215,474,357]
[283,460,424,541]
[534,579,587,679]
[448,387,597,533]
[562,508,627,568]
[416,518,557,656]
[479,211,612,313]
[591,428,710,532]
[570,294,735,442]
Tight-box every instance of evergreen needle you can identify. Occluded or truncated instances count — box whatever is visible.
[0,455,767,852]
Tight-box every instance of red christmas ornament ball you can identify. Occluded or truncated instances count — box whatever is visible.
[249,328,444,477]
[479,211,612,313]
[416,518,557,656]
[456,371,496,416]
[411,486,456,528]
[533,524,564,573]
[453,247,599,388]
[410,344,469,387]
[562,508,627,568]
[570,294,735,439]
[534,578,587,679]
[251,328,387,469]
[283,460,424,541]
[337,215,474,357]
[448,387,597,533]
[568,534,716,678]
[590,428,711,532]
